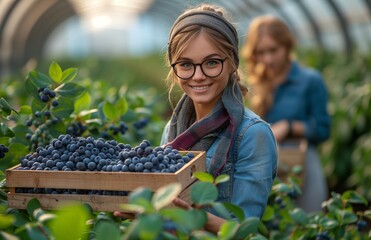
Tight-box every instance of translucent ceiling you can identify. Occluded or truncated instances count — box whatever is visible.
[0,0,370,75]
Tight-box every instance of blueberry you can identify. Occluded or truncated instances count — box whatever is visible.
[56,162,65,170]
[275,196,283,205]
[26,119,33,127]
[46,160,55,168]
[135,163,144,172]
[186,152,195,159]
[25,133,32,140]
[357,220,367,231]
[40,94,49,102]
[66,161,75,169]
[86,143,94,150]
[169,165,178,173]
[88,162,96,171]
[144,162,153,170]
[76,162,86,171]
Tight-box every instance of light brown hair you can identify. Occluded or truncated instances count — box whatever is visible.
[166,4,248,107]
[242,15,295,116]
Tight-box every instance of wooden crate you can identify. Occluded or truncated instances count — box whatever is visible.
[277,139,307,184]
[6,151,206,212]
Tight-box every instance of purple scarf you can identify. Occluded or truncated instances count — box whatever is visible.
[166,80,244,176]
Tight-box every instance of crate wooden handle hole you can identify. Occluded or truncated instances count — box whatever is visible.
[190,165,196,178]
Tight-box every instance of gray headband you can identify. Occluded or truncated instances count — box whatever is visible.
[168,10,239,66]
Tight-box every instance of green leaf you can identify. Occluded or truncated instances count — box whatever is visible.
[5,208,29,228]
[215,174,230,185]
[234,217,260,239]
[0,214,14,229]
[25,71,51,99]
[191,182,218,205]
[49,61,63,83]
[26,198,41,220]
[161,208,207,232]
[0,231,18,240]
[193,172,214,183]
[0,98,12,116]
[18,105,32,115]
[219,221,239,239]
[26,224,48,240]
[60,68,78,84]
[50,204,90,240]
[192,230,219,240]
[261,205,274,222]
[289,208,308,225]
[138,215,163,240]
[272,183,291,193]
[56,82,85,99]
[223,202,245,223]
[51,97,75,119]
[115,97,128,117]
[0,123,14,137]
[74,92,91,114]
[31,98,46,113]
[364,210,371,220]
[152,183,182,210]
[335,209,358,225]
[33,208,46,220]
[211,202,232,220]
[102,101,117,121]
[319,217,339,229]
[120,203,146,215]
[186,209,208,231]
[94,221,121,240]
[38,213,56,224]
[124,214,163,240]
[341,190,368,206]
[129,187,153,205]
[258,222,269,238]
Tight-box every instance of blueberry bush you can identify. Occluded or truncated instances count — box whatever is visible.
[0,60,369,239]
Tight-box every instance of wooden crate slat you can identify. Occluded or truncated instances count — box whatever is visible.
[8,192,129,212]
[6,151,205,191]
[6,151,205,211]
[8,184,195,212]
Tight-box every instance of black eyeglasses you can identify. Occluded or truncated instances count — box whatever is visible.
[171,58,227,80]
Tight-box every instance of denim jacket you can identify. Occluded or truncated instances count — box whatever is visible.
[161,108,278,219]
[265,61,331,145]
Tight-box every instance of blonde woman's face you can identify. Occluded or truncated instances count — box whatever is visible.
[175,32,231,110]
[254,35,289,75]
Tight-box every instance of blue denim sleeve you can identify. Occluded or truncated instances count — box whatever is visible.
[303,72,331,143]
[231,122,278,219]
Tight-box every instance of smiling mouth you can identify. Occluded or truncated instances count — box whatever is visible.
[191,85,210,90]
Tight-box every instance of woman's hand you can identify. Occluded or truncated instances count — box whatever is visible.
[271,120,290,142]
[113,210,137,220]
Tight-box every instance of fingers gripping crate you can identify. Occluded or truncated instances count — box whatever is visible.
[6,151,206,212]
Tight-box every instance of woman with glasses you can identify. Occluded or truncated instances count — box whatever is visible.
[160,4,278,233]
[242,15,331,212]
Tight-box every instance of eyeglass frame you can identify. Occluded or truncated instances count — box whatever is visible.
[171,57,228,80]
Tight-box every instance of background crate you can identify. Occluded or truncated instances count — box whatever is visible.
[6,151,205,212]
[277,139,307,185]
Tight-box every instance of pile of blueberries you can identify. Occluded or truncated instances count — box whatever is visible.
[0,144,9,158]
[15,134,195,195]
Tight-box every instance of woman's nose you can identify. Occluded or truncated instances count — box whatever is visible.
[192,65,206,80]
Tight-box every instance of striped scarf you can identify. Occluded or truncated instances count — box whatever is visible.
[166,80,244,176]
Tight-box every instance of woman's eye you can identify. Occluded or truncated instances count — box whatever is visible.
[205,60,219,67]
[179,62,192,68]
